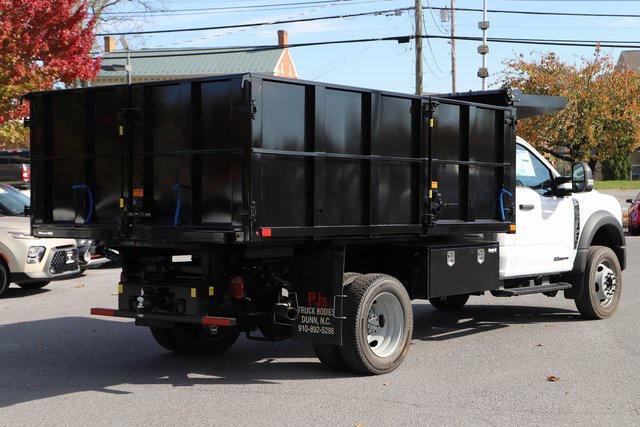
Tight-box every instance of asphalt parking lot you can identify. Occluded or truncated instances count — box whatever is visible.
[1,239,639,425]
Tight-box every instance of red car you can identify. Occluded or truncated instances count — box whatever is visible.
[627,193,640,235]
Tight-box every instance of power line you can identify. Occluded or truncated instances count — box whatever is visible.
[429,5,640,19]
[427,34,640,48]
[96,0,397,15]
[96,6,412,36]
[100,34,640,61]
[97,2,640,20]
[95,4,640,39]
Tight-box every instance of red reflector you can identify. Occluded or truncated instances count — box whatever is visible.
[229,275,245,299]
[90,308,115,317]
[261,227,272,237]
[202,316,236,327]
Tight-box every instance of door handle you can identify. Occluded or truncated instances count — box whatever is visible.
[519,204,535,211]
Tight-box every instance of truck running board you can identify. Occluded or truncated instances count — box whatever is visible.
[491,282,572,297]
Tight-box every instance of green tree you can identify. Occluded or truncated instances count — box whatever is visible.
[602,154,631,180]
[500,50,640,171]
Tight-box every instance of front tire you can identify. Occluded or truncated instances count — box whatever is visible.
[171,324,240,355]
[575,246,622,319]
[18,281,50,290]
[0,260,10,298]
[339,274,413,375]
[429,294,470,311]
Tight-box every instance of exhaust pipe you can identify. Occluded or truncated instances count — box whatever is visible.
[273,302,299,321]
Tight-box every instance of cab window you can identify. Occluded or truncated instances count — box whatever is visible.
[515,144,553,195]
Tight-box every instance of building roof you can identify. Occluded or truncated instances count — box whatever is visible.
[96,47,285,81]
[617,50,640,70]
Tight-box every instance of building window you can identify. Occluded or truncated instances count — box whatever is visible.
[632,165,640,180]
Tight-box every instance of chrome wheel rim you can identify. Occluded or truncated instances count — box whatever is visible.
[594,260,617,308]
[366,292,404,358]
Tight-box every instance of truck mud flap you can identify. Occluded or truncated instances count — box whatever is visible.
[291,247,345,345]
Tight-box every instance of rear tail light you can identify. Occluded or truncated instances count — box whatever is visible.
[202,316,237,327]
[21,164,30,182]
[90,308,115,317]
[229,275,245,299]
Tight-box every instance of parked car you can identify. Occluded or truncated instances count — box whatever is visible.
[0,150,29,192]
[626,193,640,235]
[0,184,80,297]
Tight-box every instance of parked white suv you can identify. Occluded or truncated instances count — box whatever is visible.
[0,185,79,297]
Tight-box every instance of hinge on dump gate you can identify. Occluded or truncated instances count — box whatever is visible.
[239,99,257,119]
[239,201,257,221]
[422,213,436,226]
[505,116,516,127]
[426,100,439,114]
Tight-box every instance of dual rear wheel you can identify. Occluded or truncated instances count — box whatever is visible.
[150,323,240,355]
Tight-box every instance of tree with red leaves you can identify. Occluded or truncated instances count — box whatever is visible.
[0,0,100,145]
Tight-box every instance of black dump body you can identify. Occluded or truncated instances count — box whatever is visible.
[26,74,533,247]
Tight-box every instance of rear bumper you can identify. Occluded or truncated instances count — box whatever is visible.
[90,308,237,327]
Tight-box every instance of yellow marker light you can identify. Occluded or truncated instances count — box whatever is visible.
[509,224,517,233]
[431,181,438,190]
[117,284,123,294]
[428,190,433,199]
[118,125,124,136]
[209,286,215,296]
[119,198,124,208]
[190,288,197,298]
[429,118,434,128]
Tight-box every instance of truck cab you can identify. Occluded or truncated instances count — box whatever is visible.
[500,137,624,279]
[494,137,625,320]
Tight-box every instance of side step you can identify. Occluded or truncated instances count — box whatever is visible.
[492,282,572,297]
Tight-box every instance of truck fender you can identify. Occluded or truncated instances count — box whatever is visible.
[572,210,626,274]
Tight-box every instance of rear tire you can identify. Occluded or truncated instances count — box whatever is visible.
[575,246,622,320]
[150,327,183,353]
[172,324,240,355]
[429,294,470,311]
[0,261,10,298]
[339,274,413,375]
[18,281,50,290]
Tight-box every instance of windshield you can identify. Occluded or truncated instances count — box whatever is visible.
[0,186,29,216]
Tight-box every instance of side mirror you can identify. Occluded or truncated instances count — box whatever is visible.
[572,162,594,193]
[23,205,31,217]
[552,176,573,196]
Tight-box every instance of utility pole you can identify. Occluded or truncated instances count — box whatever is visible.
[450,0,456,93]
[477,0,489,90]
[415,0,423,95]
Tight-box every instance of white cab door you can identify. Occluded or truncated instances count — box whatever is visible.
[500,144,575,278]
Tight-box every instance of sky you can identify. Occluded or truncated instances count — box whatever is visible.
[98,0,640,95]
